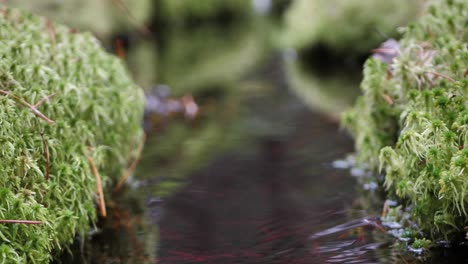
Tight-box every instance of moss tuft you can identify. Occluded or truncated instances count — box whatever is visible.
[342,0,467,241]
[0,8,144,263]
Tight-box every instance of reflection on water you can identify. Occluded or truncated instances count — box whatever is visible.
[154,70,376,263]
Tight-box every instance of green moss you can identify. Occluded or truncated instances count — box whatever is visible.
[342,0,467,241]
[412,238,433,250]
[0,8,144,263]
[282,0,423,53]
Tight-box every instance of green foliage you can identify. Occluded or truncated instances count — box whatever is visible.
[342,0,467,241]
[156,0,252,24]
[285,60,361,118]
[2,0,152,36]
[282,0,422,53]
[158,23,267,96]
[412,238,433,249]
[0,8,144,263]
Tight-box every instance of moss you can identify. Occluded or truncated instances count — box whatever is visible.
[0,8,144,263]
[342,0,467,241]
[281,0,423,53]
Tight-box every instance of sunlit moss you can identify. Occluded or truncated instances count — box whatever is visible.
[0,8,144,262]
[342,0,467,242]
[282,0,423,53]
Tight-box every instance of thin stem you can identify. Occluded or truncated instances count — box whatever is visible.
[86,153,107,217]
[41,131,50,180]
[0,89,55,124]
[425,71,456,83]
[114,134,146,192]
[34,93,57,108]
[0,220,43,225]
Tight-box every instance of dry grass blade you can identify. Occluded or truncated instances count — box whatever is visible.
[40,131,50,180]
[0,89,55,124]
[0,220,43,225]
[34,93,57,108]
[382,94,394,106]
[114,134,146,192]
[425,71,456,83]
[86,154,107,217]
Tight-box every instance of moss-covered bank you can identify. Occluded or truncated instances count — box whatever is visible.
[0,8,144,263]
[342,0,467,243]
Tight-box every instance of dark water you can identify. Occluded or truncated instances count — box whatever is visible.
[153,67,377,263]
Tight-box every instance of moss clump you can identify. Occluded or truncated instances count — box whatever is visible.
[0,8,144,263]
[281,0,422,53]
[342,0,467,241]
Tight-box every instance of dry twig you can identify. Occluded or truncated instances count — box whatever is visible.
[114,134,146,192]
[0,89,55,124]
[382,94,395,106]
[40,131,50,180]
[425,71,456,83]
[86,153,107,217]
[0,220,43,225]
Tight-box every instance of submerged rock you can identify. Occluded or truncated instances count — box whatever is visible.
[0,8,144,262]
[342,0,467,246]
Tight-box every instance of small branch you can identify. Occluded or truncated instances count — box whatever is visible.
[0,89,55,124]
[425,71,456,83]
[86,153,107,217]
[0,220,43,225]
[35,93,57,108]
[40,131,50,180]
[114,134,146,192]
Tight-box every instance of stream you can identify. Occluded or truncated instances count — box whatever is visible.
[55,21,467,264]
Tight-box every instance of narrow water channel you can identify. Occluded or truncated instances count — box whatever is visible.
[55,55,467,264]
[145,57,465,264]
